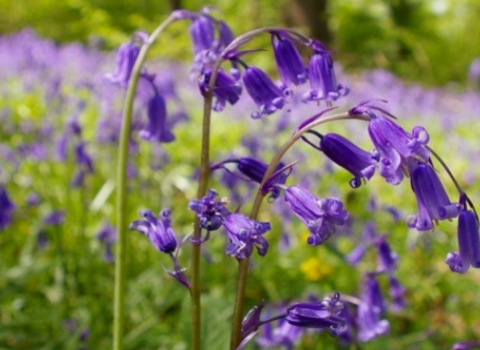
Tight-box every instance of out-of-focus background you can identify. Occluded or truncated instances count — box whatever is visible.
[2,0,480,86]
[1,0,480,349]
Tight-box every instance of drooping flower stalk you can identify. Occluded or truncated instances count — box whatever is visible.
[228,111,370,350]
[113,13,178,350]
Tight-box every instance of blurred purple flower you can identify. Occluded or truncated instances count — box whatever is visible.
[44,210,65,225]
[375,235,398,273]
[388,275,406,311]
[97,222,117,263]
[26,192,41,207]
[452,340,480,350]
[0,186,15,230]
[139,94,175,143]
[106,42,140,88]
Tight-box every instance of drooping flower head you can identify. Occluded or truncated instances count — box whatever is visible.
[242,65,287,119]
[357,106,430,185]
[307,132,378,188]
[357,273,390,342]
[285,293,345,336]
[198,68,242,112]
[210,156,291,199]
[388,275,406,311]
[223,213,270,259]
[130,209,177,254]
[271,32,308,87]
[188,189,231,231]
[301,41,349,103]
[106,42,141,88]
[445,195,480,274]
[139,93,175,143]
[375,235,398,273]
[406,162,459,231]
[284,185,348,246]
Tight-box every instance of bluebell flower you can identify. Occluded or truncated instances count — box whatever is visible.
[198,68,242,112]
[242,66,287,119]
[211,157,290,199]
[0,185,15,230]
[97,222,117,263]
[223,213,270,259]
[271,33,308,87]
[241,300,265,341]
[314,132,378,188]
[406,162,459,231]
[346,222,377,265]
[139,93,175,143]
[284,185,348,246]
[362,273,387,315]
[130,209,177,254]
[189,15,215,55]
[75,142,94,173]
[452,340,480,350]
[388,275,406,311]
[217,20,235,50]
[356,273,390,341]
[375,235,398,273]
[26,192,42,207]
[301,42,349,103]
[37,230,48,249]
[106,42,140,88]
[188,189,231,231]
[445,200,480,274]
[356,302,390,342]
[285,293,345,336]
[366,111,430,185]
[44,211,65,225]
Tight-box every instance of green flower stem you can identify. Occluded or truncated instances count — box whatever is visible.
[113,14,178,350]
[426,146,464,195]
[229,112,370,350]
[190,88,214,350]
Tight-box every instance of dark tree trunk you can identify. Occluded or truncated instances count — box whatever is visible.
[282,0,332,47]
[169,0,182,11]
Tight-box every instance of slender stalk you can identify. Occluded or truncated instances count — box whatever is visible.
[189,88,214,350]
[228,112,370,349]
[427,146,464,195]
[229,258,250,349]
[113,14,177,350]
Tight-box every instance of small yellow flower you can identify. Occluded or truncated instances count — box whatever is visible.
[300,257,333,281]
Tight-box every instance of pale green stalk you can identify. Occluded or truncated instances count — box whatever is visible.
[113,14,178,350]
